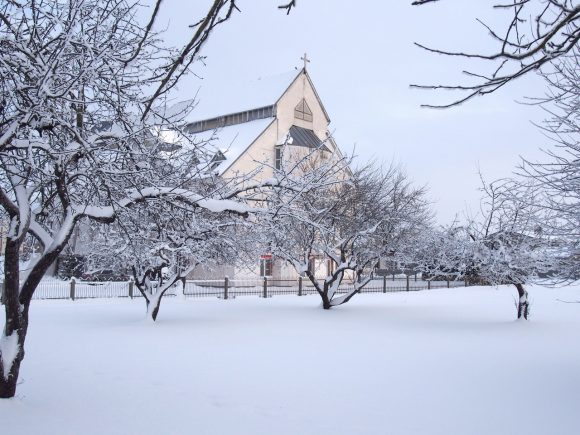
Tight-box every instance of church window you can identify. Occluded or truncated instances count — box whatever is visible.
[295,99,313,122]
[275,146,282,170]
[327,259,336,276]
[260,255,273,277]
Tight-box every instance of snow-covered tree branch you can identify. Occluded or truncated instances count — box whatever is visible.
[412,1,580,108]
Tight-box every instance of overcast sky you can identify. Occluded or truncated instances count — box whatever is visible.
[157,0,550,223]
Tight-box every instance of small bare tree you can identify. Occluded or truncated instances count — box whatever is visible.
[85,198,248,321]
[448,178,556,319]
[266,162,430,309]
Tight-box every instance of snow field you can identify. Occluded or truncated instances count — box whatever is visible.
[1,285,580,435]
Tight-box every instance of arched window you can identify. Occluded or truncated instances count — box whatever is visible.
[294,99,313,122]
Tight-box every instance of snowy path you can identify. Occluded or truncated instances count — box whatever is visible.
[1,285,580,435]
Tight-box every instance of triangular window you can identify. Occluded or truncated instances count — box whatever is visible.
[294,99,313,122]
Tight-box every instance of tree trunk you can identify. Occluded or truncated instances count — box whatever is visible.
[303,270,332,310]
[1,219,71,398]
[0,239,28,399]
[515,283,529,320]
[0,322,27,398]
[142,283,170,322]
[0,371,18,399]
[321,281,332,309]
[135,268,188,322]
[146,296,162,322]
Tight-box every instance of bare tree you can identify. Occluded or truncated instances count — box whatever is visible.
[519,48,580,279]
[0,0,261,398]
[265,161,430,309]
[84,171,264,322]
[437,178,556,319]
[412,0,580,108]
[84,198,242,320]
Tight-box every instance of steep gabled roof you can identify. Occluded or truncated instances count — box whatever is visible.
[186,68,331,126]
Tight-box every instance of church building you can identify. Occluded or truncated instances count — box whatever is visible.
[185,59,346,279]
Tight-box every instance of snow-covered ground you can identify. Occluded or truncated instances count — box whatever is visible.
[2,285,580,435]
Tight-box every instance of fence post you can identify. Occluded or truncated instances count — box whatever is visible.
[383,275,386,293]
[428,280,431,290]
[414,273,417,281]
[128,279,134,299]
[392,273,395,281]
[298,276,303,296]
[464,278,468,287]
[406,275,410,292]
[447,279,450,288]
[263,277,268,298]
[70,278,76,301]
[1,281,4,305]
[224,277,229,300]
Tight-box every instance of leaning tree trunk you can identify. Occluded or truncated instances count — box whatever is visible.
[0,240,29,398]
[0,309,29,398]
[514,283,529,320]
[1,216,75,398]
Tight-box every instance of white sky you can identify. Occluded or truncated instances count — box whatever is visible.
[157,0,550,223]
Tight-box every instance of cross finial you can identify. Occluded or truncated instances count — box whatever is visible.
[301,52,310,71]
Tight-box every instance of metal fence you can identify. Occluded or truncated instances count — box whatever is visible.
[1,275,471,303]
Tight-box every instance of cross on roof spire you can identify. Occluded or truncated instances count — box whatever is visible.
[301,52,310,71]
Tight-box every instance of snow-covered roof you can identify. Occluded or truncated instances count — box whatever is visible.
[187,70,300,123]
[193,117,274,174]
